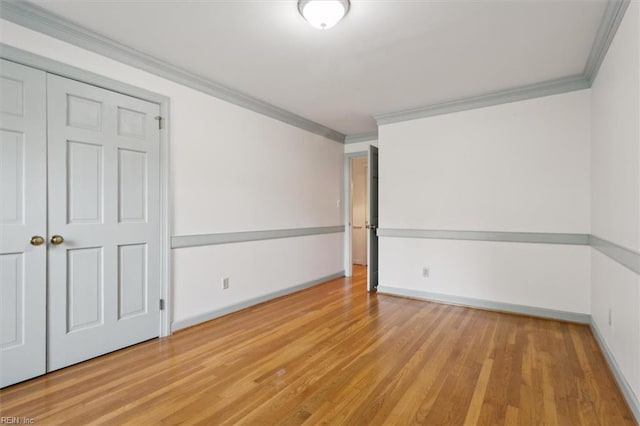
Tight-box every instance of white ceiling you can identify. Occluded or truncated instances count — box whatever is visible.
[27,0,607,136]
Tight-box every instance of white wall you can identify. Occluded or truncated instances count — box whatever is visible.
[382,238,590,312]
[380,91,591,232]
[590,1,640,403]
[591,6,640,250]
[378,90,592,314]
[172,234,343,318]
[0,20,345,327]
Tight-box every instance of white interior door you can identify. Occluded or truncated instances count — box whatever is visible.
[0,60,47,387]
[367,145,379,291]
[47,74,161,371]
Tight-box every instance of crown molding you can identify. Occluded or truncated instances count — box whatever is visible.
[584,0,631,83]
[375,75,590,126]
[344,131,378,144]
[1,0,629,136]
[0,0,346,143]
[374,0,629,127]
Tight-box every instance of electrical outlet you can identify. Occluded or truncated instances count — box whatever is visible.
[222,277,230,290]
[608,308,612,326]
[422,267,430,278]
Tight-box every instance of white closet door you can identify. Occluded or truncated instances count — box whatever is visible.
[47,74,161,371]
[0,60,47,387]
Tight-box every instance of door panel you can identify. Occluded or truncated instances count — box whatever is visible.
[67,94,102,130]
[1,130,24,224]
[367,145,379,291]
[67,141,104,223]
[0,253,23,347]
[67,247,104,331]
[0,76,25,115]
[118,149,148,222]
[0,60,47,387]
[117,107,146,139]
[47,74,161,371]
[118,244,148,319]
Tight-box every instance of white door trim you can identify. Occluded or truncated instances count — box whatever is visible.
[1,44,173,337]
[343,151,367,277]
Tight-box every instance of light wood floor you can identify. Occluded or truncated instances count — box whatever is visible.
[0,266,635,425]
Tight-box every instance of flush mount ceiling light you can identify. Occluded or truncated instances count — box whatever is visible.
[298,0,350,30]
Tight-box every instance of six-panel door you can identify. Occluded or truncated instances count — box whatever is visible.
[0,60,48,387]
[1,60,164,387]
[46,74,162,371]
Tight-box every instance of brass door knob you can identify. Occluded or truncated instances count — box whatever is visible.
[50,235,64,245]
[30,236,45,246]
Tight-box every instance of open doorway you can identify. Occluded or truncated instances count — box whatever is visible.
[351,157,368,267]
[344,152,367,278]
[344,147,379,291]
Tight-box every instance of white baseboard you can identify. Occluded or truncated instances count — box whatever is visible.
[171,271,345,332]
[376,285,590,323]
[590,320,640,424]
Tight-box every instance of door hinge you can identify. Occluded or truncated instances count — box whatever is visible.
[155,115,165,130]
[159,299,165,311]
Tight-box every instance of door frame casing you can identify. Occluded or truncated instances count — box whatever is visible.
[0,44,173,337]
[343,151,367,277]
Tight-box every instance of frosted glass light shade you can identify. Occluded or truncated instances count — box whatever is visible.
[298,0,350,30]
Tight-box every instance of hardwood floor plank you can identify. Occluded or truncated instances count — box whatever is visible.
[0,266,635,425]
[464,358,494,426]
